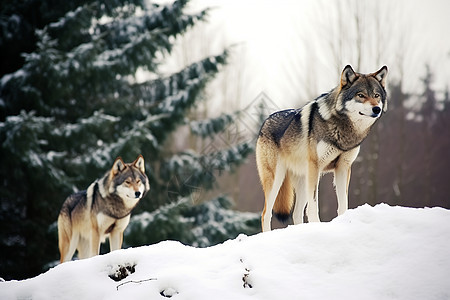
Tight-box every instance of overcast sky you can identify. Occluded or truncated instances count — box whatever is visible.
[160,0,450,110]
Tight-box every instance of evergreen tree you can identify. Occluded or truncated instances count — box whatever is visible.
[0,0,258,280]
[125,196,260,248]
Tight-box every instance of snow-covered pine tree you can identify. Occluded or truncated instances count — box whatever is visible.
[0,0,258,280]
[125,196,260,248]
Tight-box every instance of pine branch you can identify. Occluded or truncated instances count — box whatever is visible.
[190,112,236,138]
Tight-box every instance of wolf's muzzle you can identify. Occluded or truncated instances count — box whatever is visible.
[371,106,382,118]
[360,106,382,118]
[372,106,381,115]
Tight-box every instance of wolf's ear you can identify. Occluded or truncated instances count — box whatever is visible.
[340,65,357,88]
[133,155,145,174]
[111,157,126,176]
[373,66,388,88]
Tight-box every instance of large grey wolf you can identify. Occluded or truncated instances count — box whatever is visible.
[256,65,388,231]
[58,155,150,262]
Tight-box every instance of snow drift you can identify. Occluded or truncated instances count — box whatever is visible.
[2,204,450,299]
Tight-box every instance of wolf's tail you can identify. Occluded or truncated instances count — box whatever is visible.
[272,173,294,223]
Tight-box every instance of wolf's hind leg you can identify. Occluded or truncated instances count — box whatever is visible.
[60,233,79,263]
[261,162,286,232]
[58,215,79,263]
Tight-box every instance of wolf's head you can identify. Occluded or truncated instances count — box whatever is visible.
[336,65,388,122]
[107,155,150,207]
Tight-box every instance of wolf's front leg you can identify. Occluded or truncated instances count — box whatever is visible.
[292,176,307,225]
[334,147,360,216]
[305,162,321,222]
[306,178,321,222]
[109,230,123,251]
[334,166,350,216]
[109,215,130,251]
[90,231,101,257]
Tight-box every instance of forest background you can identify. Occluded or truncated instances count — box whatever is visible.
[1,0,449,280]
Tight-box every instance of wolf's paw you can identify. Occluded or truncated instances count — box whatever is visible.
[108,263,136,281]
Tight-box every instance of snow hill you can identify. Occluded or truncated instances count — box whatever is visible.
[2,204,450,300]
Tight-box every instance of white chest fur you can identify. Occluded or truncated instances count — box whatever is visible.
[316,140,341,169]
[96,213,131,241]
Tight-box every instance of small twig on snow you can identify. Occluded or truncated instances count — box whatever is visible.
[116,278,157,291]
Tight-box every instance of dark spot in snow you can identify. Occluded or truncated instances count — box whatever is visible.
[160,287,179,298]
[108,263,136,281]
[240,258,253,289]
[243,268,253,289]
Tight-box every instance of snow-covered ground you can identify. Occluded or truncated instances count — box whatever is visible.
[2,204,450,299]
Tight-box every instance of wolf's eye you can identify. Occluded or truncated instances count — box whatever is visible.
[357,93,365,98]
[374,93,380,98]
[125,180,131,185]
[136,179,141,184]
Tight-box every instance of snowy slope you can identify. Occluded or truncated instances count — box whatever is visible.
[2,204,450,300]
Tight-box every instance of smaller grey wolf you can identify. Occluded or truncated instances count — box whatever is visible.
[58,155,150,262]
[256,65,388,231]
